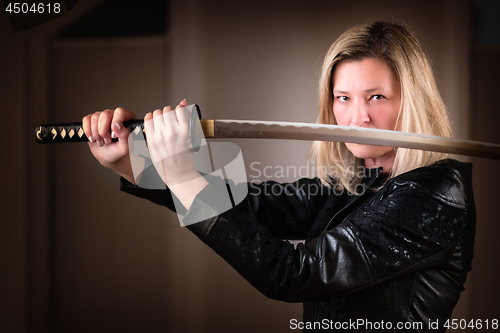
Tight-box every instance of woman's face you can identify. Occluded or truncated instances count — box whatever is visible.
[332,57,401,169]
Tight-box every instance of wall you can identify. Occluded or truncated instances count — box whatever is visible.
[1,0,498,332]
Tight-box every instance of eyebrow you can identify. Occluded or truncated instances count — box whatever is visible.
[333,88,387,95]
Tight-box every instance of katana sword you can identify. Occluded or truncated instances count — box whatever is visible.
[34,104,500,160]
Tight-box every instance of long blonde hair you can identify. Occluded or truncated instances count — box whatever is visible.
[311,21,452,193]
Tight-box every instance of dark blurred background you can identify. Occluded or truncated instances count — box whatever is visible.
[1,0,499,332]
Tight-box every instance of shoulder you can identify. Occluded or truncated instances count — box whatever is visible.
[385,159,473,208]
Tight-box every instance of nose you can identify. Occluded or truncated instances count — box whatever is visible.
[351,100,370,126]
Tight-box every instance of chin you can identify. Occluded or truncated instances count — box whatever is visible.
[346,143,393,160]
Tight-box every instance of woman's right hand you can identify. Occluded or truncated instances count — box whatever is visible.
[82,107,138,182]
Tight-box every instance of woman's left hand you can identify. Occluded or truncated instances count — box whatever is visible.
[144,99,194,185]
[144,100,208,209]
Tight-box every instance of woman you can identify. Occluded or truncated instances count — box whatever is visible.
[83,21,476,332]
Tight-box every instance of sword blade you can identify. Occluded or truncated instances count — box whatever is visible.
[212,119,500,160]
[34,118,500,160]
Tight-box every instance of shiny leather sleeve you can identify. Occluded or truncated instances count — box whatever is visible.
[185,170,471,303]
[121,179,176,209]
[244,178,334,239]
[121,175,333,240]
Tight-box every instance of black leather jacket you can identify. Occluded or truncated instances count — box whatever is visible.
[121,159,476,332]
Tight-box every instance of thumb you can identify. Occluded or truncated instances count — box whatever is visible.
[112,122,130,142]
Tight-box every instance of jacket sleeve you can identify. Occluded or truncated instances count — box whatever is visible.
[121,175,332,240]
[243,178,332,239]
[184,176,470,303]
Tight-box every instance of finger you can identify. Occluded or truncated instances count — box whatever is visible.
[91,112,103,146]
[176,104,191,127]
[111,121,129,142]
[145,111,162,162]
[153,108,165,118]
[152,108,166,133]
[111,107,135,141]
[164,105,175,114]
[175,100,187,112]
[98,110,113,144]
[144,112,155,139]
[159,106,176,135]
[162,105,177,130]
[82,114,93,143]
[175,99,190,126]
[112,107,136,125]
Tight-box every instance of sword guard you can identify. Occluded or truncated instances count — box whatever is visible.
[191,104,202,151]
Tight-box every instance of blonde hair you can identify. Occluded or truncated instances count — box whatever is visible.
[311,21,453,193]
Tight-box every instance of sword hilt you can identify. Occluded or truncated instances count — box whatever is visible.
[34,105,207,146]
[34,120,144,144]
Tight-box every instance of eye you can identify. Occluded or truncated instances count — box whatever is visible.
[370,95,385,101]
[336,96,350,102]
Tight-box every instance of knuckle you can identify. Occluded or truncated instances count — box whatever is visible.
[114,107,124,117]
[148,137,160,148]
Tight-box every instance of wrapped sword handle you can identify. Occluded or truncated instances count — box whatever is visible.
[34,105,203,150]
[34,120,143,143]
